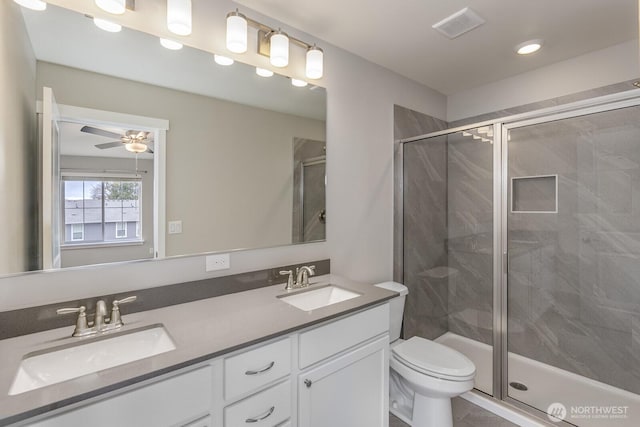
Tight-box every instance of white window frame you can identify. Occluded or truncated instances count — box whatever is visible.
[115,221,127,239]
[71,223,84,241]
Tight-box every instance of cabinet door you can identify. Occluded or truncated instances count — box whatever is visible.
[298,335,388,427]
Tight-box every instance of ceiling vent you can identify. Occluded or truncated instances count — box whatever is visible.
[432,7,485,39]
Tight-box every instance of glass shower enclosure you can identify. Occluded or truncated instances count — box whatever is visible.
[401,93,640,426]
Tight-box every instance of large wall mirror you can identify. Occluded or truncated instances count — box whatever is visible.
[2,2,326,276]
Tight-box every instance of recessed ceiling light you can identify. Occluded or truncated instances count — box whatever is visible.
[214,55,234,66]
[93,18,122,33]
[13,0,47,11]
[160,38,183,50]
[515,39,543,55]
[291,78,308,87]
[256,67,274,77]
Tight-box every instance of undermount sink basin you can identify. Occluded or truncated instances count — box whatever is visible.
[9,324,175,395]
[278,285,361,312]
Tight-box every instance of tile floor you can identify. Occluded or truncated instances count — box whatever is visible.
[389,397,520,427]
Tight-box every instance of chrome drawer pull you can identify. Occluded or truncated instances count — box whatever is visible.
[245,406,275,423]
[245,361,275,376]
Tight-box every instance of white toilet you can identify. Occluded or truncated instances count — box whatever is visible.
[374,282,476,427]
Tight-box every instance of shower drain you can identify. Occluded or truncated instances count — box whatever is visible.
[509,382,528,391]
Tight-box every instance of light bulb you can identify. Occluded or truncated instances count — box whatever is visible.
[214,55,234,66]
[94,18,122,33]
[95,0,125,15]
[13,0,47,11]
[291,79,308,88]
[305,46,324,79]
[256,67,274,77]
[226,10,247,54]
[167,0,192,36]
[160,38,183,50]
[125,142,148,153]
[270,30,289,68]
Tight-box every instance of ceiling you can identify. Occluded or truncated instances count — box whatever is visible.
[235,0,637,95]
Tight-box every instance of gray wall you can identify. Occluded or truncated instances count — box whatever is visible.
[394,105,449,340]
[36,61,325,257]
[59,156,154,267]
[0,2,37,274]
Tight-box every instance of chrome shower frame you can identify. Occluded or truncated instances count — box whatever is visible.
[396,88,640,426]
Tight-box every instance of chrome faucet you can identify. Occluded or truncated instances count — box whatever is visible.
[280,265,316,290]
[57,296,137,337]
[296,265,316,287]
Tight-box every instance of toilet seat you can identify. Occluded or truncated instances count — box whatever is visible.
[392,336,475,382]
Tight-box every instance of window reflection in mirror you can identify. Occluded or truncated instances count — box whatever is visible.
[0,1,326,276]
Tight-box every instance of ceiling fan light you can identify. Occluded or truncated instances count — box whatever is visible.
[270,30,289,68]
[214,54,234,66]
[160,38,183,50]
[167,0,192,36]
[93,18,122,33]
[256,67,274,77]
[305,46,323,79]
[226,10,248,54]
[13,0,47,11]
[125,142,148,153]
[95,0,125,15]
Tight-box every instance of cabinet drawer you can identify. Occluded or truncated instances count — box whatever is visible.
[299,304,389,368]
[224,337,291,399]
[224,381,291,427]
[28,366,212,427]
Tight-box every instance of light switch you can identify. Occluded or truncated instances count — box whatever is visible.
[168,220,182,234]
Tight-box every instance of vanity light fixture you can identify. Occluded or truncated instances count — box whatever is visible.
[95,0,126,15]
[256,67,274,77]
[13,0,47,10]
[269,29,290,67]
[93,17,122,33]
[306,45,324,79]
[515,39,543,55]
[214,54,234,66]
[226,10,248,54]
[160,38,183,50]
[167,0,192,36]
[291,78,308,88]
[225,9,325,79]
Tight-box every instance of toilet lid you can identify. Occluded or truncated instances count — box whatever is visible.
[392,336,475,381]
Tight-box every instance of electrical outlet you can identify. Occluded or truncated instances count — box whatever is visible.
[168,220,182,234]
[206,253,230,272]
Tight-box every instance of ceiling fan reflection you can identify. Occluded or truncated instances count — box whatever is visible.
[80,125,154,154]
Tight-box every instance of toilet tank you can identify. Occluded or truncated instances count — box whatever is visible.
[374,282,408,342]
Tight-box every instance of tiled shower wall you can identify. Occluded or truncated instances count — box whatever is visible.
[507,108,640,395]
[394,106,449,340]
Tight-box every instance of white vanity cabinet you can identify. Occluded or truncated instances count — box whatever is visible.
[297,304,389,427]
[27,366,213,427]
[22,303,390,427]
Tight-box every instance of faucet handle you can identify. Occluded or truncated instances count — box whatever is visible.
[110,296,137,327]
[279,270,294,290]
[113,296,137,307]
[57,306,90,337]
